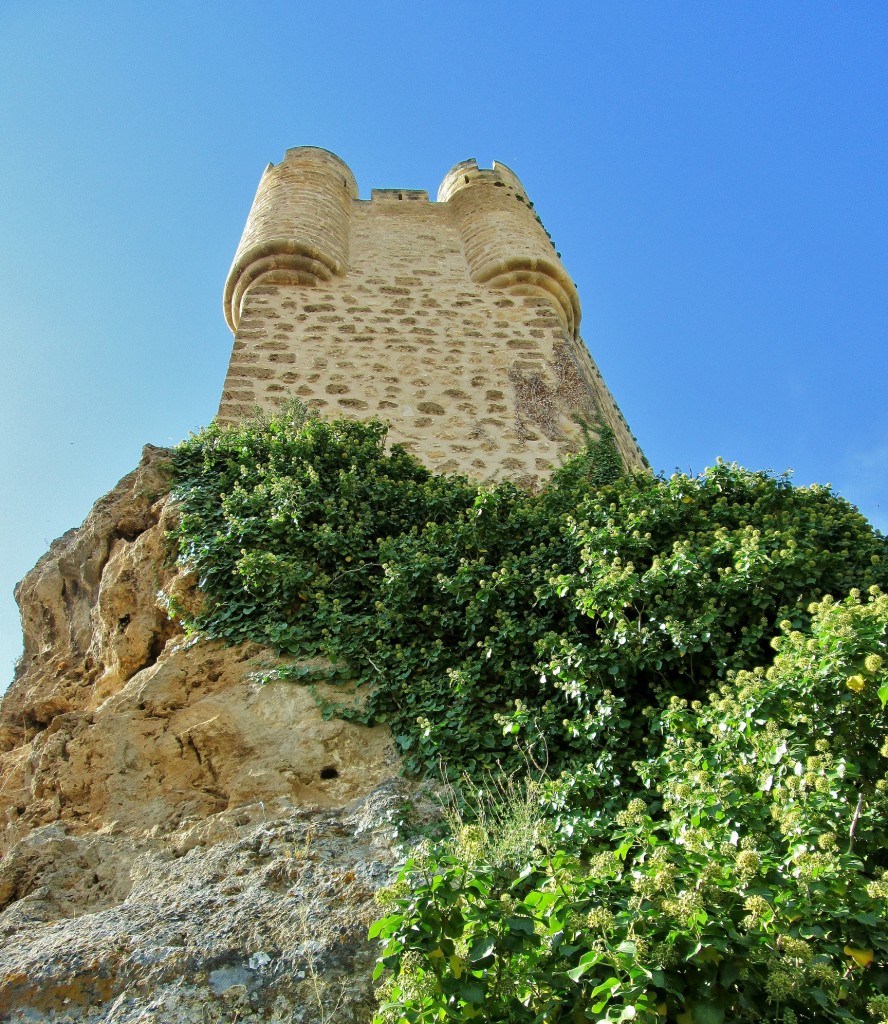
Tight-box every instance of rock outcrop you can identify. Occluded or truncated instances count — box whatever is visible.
[0,447,408,1021]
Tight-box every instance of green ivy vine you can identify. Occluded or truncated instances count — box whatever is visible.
[167,403,888,1021]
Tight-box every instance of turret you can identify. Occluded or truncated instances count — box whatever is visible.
[223,147,358,332]
[438,159,581,336]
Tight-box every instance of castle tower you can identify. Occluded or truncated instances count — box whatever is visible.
[220,147,645,483]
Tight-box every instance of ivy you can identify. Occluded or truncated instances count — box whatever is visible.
[170,405,886,783]
[373,592,888,1023]
[167,405,888,1015]
[167,404,888,1021]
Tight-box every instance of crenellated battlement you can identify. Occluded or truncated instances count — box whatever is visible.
[218,148,644,483]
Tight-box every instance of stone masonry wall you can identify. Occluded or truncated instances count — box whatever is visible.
[219,148,645,485]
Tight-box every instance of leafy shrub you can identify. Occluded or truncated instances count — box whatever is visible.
[167,406,888,1021]
[170,407,886,784]
[372,592,888,1022]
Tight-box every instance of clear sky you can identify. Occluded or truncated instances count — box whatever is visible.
[1,1,886,688]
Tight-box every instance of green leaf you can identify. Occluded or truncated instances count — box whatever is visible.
[565,963,593,984]
[590,976,621,1000]
[457,980,486,1003]
[718,962,740,988]
[505,916,536,934]
[468,935,496,965]
[690,1004,724,1024]
[566,949,602,983]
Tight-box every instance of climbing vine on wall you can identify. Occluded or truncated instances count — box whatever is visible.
[170,403,885,781]
[168,403,888,1021]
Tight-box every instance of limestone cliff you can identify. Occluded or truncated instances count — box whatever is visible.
[0,446,410,1022]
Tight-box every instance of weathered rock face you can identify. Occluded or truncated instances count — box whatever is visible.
[0,785,413,1023]
[0,447,408,1021]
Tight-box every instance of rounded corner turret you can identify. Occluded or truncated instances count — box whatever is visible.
[223,148,357,333]
[441,160,580,335]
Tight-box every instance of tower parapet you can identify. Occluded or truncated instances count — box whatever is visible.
[223,147,358,332]
[218,148,645,484]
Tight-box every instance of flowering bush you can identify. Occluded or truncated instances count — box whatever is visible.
[373,591,888,1022]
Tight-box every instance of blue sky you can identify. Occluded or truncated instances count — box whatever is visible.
[1,1,886,687]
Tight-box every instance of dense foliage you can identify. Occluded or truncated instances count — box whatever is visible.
[169,405,888,1021]
[171,405,885,779]
[373,592,888,1022]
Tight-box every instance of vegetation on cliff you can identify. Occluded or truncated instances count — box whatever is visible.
[170,404,888,1023]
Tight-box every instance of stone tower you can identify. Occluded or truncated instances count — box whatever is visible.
[220,147,645,483]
